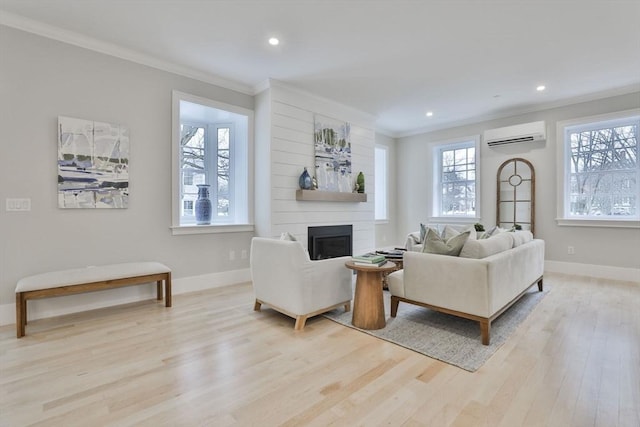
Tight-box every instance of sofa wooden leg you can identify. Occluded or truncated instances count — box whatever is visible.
[480,320,491,345]
[390,296,400,317]
[294,315,307,330]
[344,302,351,312]
[253,300,262,311]
[538,277,544,292]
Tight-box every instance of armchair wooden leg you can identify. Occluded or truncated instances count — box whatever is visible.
[480,320,491,345]
[294,315,307,330]
[344,302,351,312]
[390,296,400,317]
[537,277,544,292]
[253,300,262,311]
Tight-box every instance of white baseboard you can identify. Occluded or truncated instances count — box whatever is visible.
[0,268,251,327]
[545,261,640,283]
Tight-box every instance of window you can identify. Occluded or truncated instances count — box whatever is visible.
[180,123,232,221]
[172,91,253,234]
[558,109,639,226]
[374,145,388,221]
[432,137,480,219]
[183,200,194,216]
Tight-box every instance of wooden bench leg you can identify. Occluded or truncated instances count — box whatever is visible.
[16,293,26,338]
[157,280,163,301]
[164,273,172,307]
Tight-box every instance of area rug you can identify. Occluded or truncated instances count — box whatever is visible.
[324,287,549,372]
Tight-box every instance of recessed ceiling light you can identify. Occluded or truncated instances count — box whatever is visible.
[536,85,546,92]
[426,111,434,117]
[268,37,280,46]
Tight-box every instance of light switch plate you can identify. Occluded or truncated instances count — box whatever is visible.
[6,198,31,211]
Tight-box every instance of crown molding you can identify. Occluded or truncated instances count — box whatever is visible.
[0,11,254,95]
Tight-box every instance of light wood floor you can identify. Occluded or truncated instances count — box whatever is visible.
[1,273,638,426]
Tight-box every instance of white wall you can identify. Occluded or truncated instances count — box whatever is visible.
[374,132,399,247]
[0,26,254,324]
[396,92,640,273]
[254,81,376,256]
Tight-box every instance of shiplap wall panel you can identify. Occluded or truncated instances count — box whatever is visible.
[271,138,313,157]
[255,82,376,254]
[272,113,313,134]
[272,101,314,122]
[272,200,371,213]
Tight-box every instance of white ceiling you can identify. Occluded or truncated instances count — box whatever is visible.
[1,0,639,136]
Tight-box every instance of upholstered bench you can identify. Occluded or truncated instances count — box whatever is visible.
[15,262,172,338]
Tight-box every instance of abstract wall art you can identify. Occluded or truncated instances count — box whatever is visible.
[58,116,129,208]
[314,114,352,192]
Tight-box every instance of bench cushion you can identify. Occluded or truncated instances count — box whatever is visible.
[16,262,171,293]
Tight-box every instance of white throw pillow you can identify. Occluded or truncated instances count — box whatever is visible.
[279,232,297,241]
[442,224,478,241]
[485,225,509,237]
[511,230,534,247]
[459,232,514,259]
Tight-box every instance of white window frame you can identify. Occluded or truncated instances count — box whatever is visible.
[171,91,254,235]
[556,108,640,228]
[431,135,481,224]
[374,145,389,222]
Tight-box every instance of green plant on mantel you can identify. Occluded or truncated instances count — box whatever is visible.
[356,172,365,193]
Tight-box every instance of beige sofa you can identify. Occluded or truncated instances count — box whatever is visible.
[388,231,544,345]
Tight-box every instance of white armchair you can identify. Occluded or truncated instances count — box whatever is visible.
[250,237,353,330]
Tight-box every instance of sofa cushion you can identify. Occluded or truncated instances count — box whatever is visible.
[512,230,534,247]
[423,228,470,256]
[459,232,514,259]
[387,270,405,298]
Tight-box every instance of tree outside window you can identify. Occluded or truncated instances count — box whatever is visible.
[565,117,638,218]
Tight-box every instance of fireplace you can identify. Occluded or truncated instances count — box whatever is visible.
[308,225,353,260]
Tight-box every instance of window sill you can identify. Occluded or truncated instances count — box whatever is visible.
[375,219,389,225]
[556,218,640,228]
[171,223,254,235]
[428,216,481,225]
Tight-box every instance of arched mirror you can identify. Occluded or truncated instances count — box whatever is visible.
[496,158,535,235]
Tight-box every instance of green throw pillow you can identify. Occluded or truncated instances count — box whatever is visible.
[422,228,470,256]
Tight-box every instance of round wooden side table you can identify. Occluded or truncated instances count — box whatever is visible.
[345,260,397,330]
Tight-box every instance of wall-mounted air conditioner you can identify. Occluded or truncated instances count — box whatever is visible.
[484,121,546,147]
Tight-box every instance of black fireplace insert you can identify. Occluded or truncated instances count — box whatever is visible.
[308,225,353,260]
